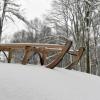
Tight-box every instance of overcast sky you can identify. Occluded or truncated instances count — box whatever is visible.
[20,0,52,20]
[3,0,52,39]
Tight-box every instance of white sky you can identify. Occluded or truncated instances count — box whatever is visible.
[20,0,52,20]
[2,0,52,40]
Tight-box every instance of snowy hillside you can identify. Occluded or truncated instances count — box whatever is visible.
[0,63,100,100]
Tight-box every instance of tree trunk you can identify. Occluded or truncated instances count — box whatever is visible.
[85,2,91,73]
[86,34,90,73]
[0,18,2,43]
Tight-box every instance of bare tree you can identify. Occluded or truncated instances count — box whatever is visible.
[46,0,100,74]
[11,19,52,64]
[0,0,36,42]
[11,30,34,43]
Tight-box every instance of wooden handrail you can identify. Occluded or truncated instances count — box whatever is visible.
[0,43,65,49]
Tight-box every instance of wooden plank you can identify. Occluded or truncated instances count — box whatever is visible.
[0,43,65,49]
[46,40,72,69]
[65,47,85,69]
[8,49,12,63]
[22,46,34,65]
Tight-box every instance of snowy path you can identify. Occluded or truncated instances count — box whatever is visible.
[0,63,100,100]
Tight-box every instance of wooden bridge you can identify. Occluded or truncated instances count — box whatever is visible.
[0,40,85,69]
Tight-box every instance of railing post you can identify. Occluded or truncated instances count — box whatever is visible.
[8,49,12,63]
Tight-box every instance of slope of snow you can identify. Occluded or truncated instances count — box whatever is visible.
[0,63,100,100]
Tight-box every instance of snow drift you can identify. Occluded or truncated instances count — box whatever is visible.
[0,63,100,100]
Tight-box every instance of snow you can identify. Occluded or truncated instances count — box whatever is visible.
[0,63,100,100]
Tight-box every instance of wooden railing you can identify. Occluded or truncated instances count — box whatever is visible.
[0,40,85,69]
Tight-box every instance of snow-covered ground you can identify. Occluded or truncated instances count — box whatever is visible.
[0,63,100,100]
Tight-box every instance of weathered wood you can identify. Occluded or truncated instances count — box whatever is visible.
[8,49,12,63]
[45,40,72,69]
[0,43,66,65]
[65,47,85,69]
[41,48,48,65]
[0,43,65,49]
[22,46,34,65]
[0,42,84,69]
